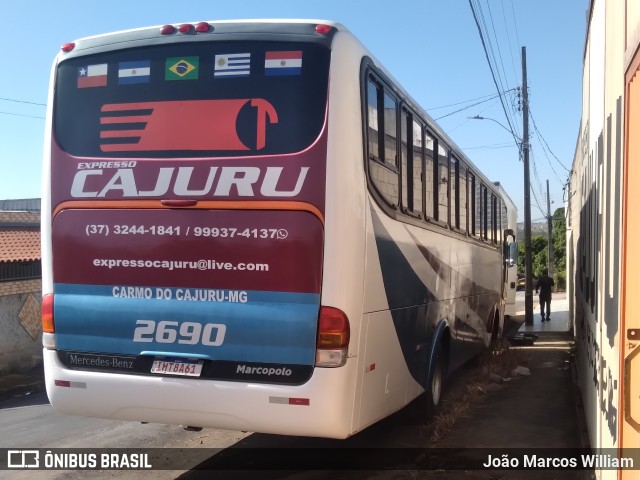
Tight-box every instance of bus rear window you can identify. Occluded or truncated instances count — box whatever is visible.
[54,41,330,158]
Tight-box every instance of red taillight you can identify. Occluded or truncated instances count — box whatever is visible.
[160,24,176,35]
[61,42,75,52]
[317,306,349,348]
[42,294,54,333]
[178,23,193,33]
[195,22,211,33]
[315,24,332,35]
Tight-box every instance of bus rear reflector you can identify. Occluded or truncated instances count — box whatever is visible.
[316,307,349,367]
[42,294,55,334]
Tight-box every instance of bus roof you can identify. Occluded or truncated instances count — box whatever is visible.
[62,19,346,53]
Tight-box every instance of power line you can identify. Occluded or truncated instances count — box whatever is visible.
[0,111,45,119]
[0,97,46,107]
[463,142,516,150]
[434,96,501,120]
[479,0,521,141]
[529,108,571,173]
[468,0,520,145]
[427,90,514,110]
[500,0,520,84]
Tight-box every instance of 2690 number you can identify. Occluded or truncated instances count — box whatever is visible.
[133,320,226,346]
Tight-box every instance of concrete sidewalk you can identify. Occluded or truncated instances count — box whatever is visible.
[517,290,571,333]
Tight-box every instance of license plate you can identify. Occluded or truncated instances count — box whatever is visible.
[151,358,203,377]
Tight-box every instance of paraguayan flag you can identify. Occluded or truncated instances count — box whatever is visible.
[214,53,251,77]
[264,51,303,76]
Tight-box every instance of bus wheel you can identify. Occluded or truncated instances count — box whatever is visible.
[426,346,445,416]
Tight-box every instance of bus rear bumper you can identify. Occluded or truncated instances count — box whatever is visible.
[43,349,354,439]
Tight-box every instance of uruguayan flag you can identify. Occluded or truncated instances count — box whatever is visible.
[214,53,251,77]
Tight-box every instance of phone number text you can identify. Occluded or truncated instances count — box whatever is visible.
[86,225,288,239]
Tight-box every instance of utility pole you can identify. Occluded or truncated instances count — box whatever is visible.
[522,46,534,326]
[546,179,554,282]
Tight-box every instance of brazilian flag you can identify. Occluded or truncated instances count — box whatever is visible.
[165,57,199,80]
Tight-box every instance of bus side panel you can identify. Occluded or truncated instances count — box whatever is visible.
[356,199,501,429]
[321,31,372,435]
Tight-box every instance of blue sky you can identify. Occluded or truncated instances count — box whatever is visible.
[2,0,586,222]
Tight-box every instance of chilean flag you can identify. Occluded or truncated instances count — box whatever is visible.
[264,51,302,76]
[77,64,108,88]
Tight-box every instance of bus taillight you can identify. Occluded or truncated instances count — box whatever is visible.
[42,294,54,333]
[42,294,56,349]
[316,306,350,367]
[315,24,332,35]
[160,25,176,35]
[195,22,211,33]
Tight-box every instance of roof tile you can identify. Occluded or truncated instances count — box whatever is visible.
[0,229,41,262]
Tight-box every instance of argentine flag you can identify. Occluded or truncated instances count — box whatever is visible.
[118,60,151,85]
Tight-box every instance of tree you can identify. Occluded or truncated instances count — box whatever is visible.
[517,207,566,290]
[552,207,566,290]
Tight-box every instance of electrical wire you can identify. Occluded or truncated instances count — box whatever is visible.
[427,89,514,111]
[529,108,571,173]
[0,97,46,107]
[468,0,520,146]
[0,111,45,119]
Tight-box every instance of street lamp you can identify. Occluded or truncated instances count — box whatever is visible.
[467,115,522,147]
[469,111,534,326]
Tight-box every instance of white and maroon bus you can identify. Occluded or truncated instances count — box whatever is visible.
[41,19,511,439]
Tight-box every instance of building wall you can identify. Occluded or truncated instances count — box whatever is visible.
[0,279,42,374]
[571,2,640,478]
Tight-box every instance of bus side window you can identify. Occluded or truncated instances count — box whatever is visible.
[401,110,424,218]
[367,76,399,206]
[425,132,435,220]
[488,190,494,243]
[401,110,410,211]
[437,142,449,224]
[459,162,468,233]
[481,184,488,241]
[469,173,476,237]
[412,119,424,217]
[492,194,499,244]
[450,155,459,229]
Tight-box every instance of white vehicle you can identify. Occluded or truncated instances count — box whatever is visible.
[41,19,513,439]
[494,182,518,317]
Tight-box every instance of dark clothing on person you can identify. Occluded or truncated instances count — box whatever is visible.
[535,274,555,321]
[539,296,551,320]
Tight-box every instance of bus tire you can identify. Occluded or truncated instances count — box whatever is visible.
[426,345,445,416]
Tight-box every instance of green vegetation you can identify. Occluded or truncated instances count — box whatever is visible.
[517,207,566,291]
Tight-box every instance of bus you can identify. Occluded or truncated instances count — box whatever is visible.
[494,182,518,318]
[41,19,513,439]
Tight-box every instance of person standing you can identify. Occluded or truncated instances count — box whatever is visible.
[535,269,555,322]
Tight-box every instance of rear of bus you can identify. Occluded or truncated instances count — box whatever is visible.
[41,20,352,437]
